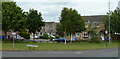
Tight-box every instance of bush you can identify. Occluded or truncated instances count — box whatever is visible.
[88,29,102,43]
[49,37,54,41]
[2,39,12,43]
[42,33,49,39]
[2,39,29,43]
[89,37,102,43]
[55,35,60,38]
[14,39,28,43]
[19,32,30,39]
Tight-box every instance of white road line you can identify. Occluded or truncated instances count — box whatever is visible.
[76,52,82,54]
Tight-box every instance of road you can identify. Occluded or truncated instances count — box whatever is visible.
[2,48,118,57]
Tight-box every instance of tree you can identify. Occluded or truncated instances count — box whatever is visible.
[56,24,64,37]
[57,7,85,40]
[104,7,120,34]
[2,2,26,39]
[26,9,45,39]
[88,29,102,43]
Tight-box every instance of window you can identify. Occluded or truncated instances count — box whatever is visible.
[94,23,99,27]
[76,33,80,37]
[83,33,88,38]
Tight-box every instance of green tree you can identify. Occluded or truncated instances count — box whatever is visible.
[2,2,26,39]
[56,24,64,37]
[57,7,85,38]
[88,29,102,43]
[26,9,45,39]
[104,7,120,33]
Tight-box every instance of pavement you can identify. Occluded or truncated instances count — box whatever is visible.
[2,48,119,57]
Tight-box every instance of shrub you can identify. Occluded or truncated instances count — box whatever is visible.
[89,37,102,43]
[55,35,60,38]
[2,39,12,43]
[2,39,29,43]
[88,29,103,43]
[19,32,30,39]
[42,33,49,39]
[49,37,54,41]
[14,39,28,43]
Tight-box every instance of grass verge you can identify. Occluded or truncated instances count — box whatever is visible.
[2,41,119,51]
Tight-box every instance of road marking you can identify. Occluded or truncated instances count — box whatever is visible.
[76,52,82,54]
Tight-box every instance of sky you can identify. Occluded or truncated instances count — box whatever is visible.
[14,0,119,22]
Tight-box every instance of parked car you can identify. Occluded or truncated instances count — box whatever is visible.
[30,35,39,39]
[0,35,5,39]
[13,35,25,40]
[53,38,70,42]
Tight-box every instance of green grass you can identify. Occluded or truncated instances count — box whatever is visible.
[2,41,119,51]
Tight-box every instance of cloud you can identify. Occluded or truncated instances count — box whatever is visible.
[16,0,119,22]
[118,2,120,7]
[14,0,68,2]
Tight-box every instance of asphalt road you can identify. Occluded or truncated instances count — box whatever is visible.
[2,48,118,57]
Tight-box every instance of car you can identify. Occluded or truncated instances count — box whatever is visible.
[0,36,5,39]
[30,35,39,39]
[13,35,25,40]
[54,38,70,42]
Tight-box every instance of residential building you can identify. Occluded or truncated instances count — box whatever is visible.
[39,22,58,36]
[80,15,106,40]
[83,15,106,32]
[38,15,106,41]
[66,15,107,41]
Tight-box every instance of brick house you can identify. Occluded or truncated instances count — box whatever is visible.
[66,15,107,41]
[38,15,106,41]
[38,22,58,37]
[82,15,107,40]
[1,31,18,39]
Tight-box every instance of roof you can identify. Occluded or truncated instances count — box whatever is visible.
[82,15,107,22]
[45,22,59,25]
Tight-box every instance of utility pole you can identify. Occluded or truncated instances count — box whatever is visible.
[108,0,111,45]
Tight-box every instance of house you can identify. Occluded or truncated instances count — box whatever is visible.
[32,15,106,40]
[1,31,18,39]
[81,15,107,40]
[38,22,58,37]
[83,15,106,32]
[66,15,107,41]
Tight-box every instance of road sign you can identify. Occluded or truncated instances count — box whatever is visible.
[105,30,108,34]
[12,32,16,35]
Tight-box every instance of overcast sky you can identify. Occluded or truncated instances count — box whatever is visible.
[14,0,119,22]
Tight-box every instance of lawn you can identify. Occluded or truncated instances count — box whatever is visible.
[2,41,119,51]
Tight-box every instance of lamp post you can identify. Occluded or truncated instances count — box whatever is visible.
[108,0,111,45]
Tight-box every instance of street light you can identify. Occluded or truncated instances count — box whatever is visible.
[108,0,111,45]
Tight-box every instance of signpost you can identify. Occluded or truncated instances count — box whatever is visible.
[105,30,108,46]
[105,30,108,35]
[64,36,66,45]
